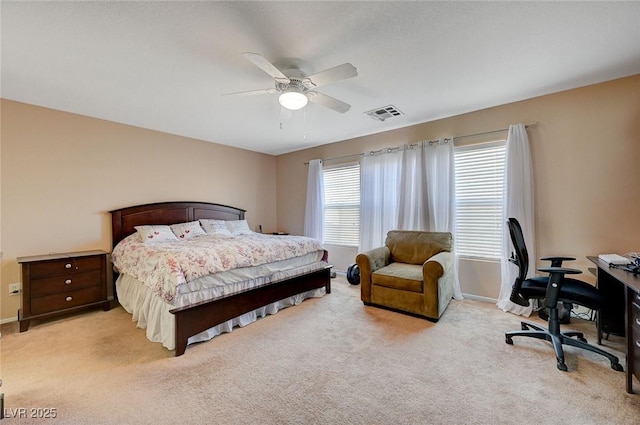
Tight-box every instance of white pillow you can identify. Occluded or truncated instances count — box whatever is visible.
[200,219,233,237]
[170,221,206,240]
[135,225,180,243]
[226,219,253,235]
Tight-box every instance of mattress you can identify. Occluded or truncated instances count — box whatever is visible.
[112,232,326,303]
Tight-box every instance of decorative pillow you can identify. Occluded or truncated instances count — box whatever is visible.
[200,219,233,237]
[135,225,180,243]
[226,219,253,235]
[170,221,206,240]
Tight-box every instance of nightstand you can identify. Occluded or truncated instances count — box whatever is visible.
[17,250,110,332]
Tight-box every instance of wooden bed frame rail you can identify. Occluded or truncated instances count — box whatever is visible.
[170,266,332,356]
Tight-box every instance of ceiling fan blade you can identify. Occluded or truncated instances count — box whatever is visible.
[307,91,351,113]
[222,88,278,96]
[242,52,290,84]
[303,63,357,88]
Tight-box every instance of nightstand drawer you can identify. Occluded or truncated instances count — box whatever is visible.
[30,270,103,297]
[31,286,104,316]
[29,255,103,278]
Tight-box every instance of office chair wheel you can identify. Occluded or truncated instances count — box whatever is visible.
[557,361,568,372]
[611,361,623,372]
[578,336,587,343]
[505,336,513,345]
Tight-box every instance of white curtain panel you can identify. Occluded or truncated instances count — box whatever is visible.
[425,139,455,233]
[398,143,429,231]
[359,151,402,251]
[497,124,535,315]
[398,139,455,233]
[303,159,325,242]
[425,139,462,300]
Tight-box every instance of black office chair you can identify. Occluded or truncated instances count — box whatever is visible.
[504,217,623,372]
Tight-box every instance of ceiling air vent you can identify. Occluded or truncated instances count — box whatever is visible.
[364,105,403,122]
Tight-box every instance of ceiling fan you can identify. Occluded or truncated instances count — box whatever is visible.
[225,52,358,113]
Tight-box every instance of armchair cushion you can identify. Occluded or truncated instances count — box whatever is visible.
[386,230,452,264]
[372,263,423,292]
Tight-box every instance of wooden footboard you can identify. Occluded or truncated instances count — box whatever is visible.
[170,266,332,356]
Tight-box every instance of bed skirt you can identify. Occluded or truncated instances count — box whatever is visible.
[116,274,326,350]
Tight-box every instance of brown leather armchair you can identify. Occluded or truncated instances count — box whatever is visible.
[356,230,454,321]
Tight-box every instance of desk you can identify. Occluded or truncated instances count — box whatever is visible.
[588,256,640,393]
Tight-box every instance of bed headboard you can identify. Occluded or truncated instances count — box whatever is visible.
[109,201,246,248]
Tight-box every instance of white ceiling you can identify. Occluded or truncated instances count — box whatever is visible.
[2,1,640,155]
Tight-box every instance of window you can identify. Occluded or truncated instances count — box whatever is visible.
[323,163,360,246]
[454,141,506,260]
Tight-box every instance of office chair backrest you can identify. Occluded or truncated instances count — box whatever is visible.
[506,218,533,307]
[507,217,529,280]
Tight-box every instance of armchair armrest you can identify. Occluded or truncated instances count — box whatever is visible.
[357,246,390,273]
[422,251,454,317]
[356,246,390,303]
[422,251,455,287]
[425,251,454,273]
[422,251,453,290]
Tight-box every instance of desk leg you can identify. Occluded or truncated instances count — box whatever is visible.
[597,266,626,339]
[597,310,602,346]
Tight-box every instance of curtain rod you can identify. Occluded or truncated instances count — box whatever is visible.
[303,152,364,165]
[453,122,538,141]
[303,122,538,164]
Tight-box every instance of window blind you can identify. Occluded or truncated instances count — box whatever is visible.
[454,141,506,260]
[323,163,360,246]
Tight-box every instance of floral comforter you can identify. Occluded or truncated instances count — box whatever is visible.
[111,233,325,304]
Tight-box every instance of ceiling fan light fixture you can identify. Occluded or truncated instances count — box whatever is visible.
[279,90,308,110]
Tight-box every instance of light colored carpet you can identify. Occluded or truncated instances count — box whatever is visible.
[1,276,639,424]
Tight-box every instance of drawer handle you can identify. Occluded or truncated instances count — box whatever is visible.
[636,318,640,326]
[65,279,72,285]
[65,296,73,302]
[637,340,640,349]
[65,263,72,269]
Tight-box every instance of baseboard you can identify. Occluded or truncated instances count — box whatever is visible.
[1,316,18,325]
[461,293,497,304]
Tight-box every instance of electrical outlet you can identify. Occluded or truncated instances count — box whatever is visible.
[9,283,21,296]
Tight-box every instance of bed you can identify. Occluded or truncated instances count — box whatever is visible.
[110,201,331,356]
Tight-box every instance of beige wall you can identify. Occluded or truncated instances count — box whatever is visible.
[2,75,638,320]
[277,75,640,299]
[0,100,278,321]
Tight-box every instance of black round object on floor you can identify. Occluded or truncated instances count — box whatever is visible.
[346,263,360,285]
